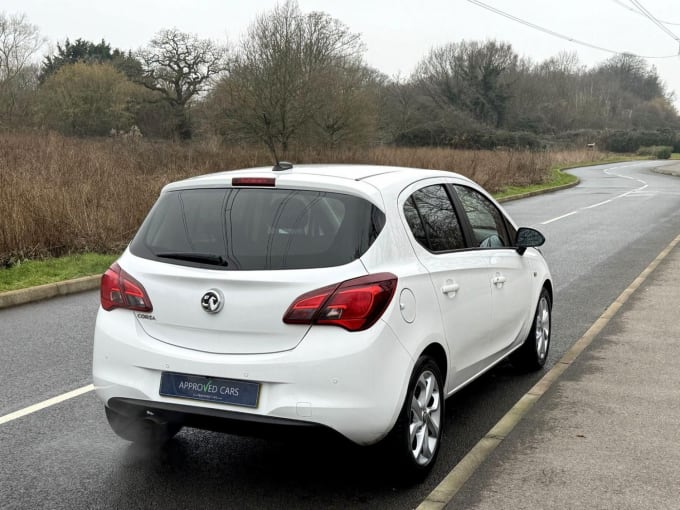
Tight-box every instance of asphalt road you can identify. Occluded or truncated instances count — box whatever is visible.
[2,160,679,510]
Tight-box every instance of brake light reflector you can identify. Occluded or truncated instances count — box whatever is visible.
[232,177,276,187]
[283,273,397,332]
[101,263,153,312]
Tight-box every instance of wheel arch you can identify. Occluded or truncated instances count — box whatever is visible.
[419,342,448,387]
[542,279,553,306]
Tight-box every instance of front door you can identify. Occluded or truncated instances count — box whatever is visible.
[452,185,534,353]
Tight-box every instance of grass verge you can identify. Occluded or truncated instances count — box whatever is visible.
[494,167,578,200]
[0,253,117,293]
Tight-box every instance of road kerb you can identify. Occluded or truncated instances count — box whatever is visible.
[0,274,101,310]
[416,233,680,510]
[497,178,580,203]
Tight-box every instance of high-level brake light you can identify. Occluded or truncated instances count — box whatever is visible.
[231,177,276,187]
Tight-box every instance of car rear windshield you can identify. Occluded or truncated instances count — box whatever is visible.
[130,187,385,270]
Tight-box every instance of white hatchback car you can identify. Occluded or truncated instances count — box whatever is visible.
[93,163,551,479]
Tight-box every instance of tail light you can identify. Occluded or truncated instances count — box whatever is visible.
[283,273,397,332]
[100,263,153,312]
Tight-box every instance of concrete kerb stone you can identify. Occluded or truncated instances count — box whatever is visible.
[652,161,680,177]
[496,173,580,203]
[0,274,101,310]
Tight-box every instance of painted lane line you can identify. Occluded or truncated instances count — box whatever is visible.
[605,166,648,187]
[0,384,94,426]
[541,211,578,225]
[605,162,643,172]
[622,184,649,196]
[416,233,680,510]
[583,199,612,210]
[540,164,649,225]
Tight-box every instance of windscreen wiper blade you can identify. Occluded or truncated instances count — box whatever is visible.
[156,252,229,266]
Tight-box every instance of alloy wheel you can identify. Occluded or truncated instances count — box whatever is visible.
[409,370,442,466]
[535,295,551,361]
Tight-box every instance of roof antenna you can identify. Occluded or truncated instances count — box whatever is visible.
[273,161,293,171]
[269,145,292,171]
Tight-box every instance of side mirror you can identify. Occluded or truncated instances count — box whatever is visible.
[515,227,545,255]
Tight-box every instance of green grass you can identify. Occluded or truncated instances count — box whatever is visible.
[494,168,578,200]
[0,253,117,292]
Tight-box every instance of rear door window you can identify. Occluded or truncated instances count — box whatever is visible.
[130,188,385,270]
[403,184,465,252]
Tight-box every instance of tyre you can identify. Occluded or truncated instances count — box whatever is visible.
[511,287,551,371]
[105,406,182,446]
[385,355,444,482]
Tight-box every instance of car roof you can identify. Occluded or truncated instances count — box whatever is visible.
[164,164,474,192]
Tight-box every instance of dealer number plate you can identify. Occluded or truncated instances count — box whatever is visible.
[159,372,260,408]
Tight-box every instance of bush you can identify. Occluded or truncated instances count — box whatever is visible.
[636,146,655,156]
[553,130,602,149]
[604,129,677,153]
[394,126,543,151]
[655,146,672,159]
[450,129,543,150]
[37,62,142,136]
[636,146,672,159]
[394,125,450,147]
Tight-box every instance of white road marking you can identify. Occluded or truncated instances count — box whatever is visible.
[541,211,578,225]
[583,199,612,209]
[0,384,94,426]
[540,164,649,225]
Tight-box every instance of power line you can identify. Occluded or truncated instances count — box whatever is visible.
[465,0,677,59]
[611,0,680,27]
[627,0,680,43]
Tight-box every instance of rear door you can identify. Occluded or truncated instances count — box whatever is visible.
[400,181,494,386]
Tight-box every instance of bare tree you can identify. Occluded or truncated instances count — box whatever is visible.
[137,28,228,140]
[414,40,518,129]
[215,0,366,160]
[0,12,44,126]
[310,64,383,147]
[0,13,43,81]
[378,74,428,144]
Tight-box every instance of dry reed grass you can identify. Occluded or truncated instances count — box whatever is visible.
[0,132,606,265]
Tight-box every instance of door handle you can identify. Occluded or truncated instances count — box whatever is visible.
[441,283,460,296]
[492,274,507,286]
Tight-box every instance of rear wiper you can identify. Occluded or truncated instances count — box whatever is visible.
[155,252,229,267]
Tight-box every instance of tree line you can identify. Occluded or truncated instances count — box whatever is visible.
[1,1,679,158]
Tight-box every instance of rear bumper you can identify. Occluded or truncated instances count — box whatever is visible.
[93,308,414,445]
[107,397,342,441]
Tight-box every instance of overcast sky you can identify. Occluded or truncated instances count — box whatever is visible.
[4,0,680,106]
